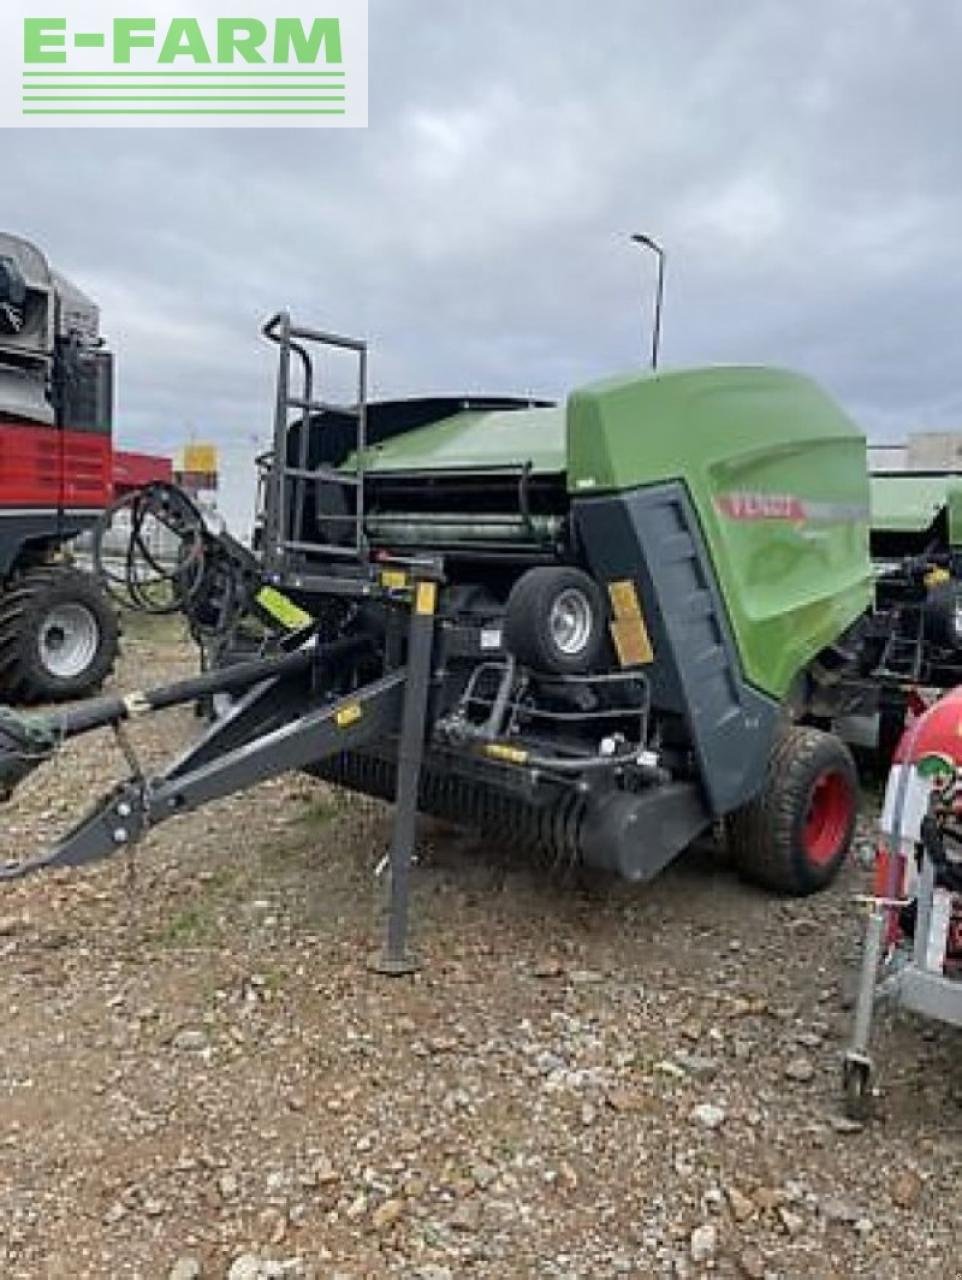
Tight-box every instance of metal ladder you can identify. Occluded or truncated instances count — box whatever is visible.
[261,311,368,575]
[876,606,925,682]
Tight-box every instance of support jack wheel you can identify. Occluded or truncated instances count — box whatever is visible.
[842,1052,874,1122]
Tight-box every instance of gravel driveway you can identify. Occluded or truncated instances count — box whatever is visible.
[1,627,960,1278]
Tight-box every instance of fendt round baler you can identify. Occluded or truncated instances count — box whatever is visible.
[0,313,876,966]
[301,358,872,895]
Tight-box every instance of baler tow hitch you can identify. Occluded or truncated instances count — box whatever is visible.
[0,589,440,973]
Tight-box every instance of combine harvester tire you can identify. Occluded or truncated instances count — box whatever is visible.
[0,566,118,703]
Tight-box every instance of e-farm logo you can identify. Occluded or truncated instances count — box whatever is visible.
[1,2,367,127]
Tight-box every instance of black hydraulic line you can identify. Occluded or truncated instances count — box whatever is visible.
[0,636,374,802]
[55,648,316,740]
[487,744,668,781]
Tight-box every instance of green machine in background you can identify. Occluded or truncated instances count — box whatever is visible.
[868,466,962,685]
[870,472,962,555]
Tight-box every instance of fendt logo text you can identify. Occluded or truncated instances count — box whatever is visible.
[1,2,367,128]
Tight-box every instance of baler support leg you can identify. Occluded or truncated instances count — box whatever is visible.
[373,581,438,976]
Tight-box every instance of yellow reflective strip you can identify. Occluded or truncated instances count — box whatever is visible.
[256,586,312,630]
[610,617,654,667]
[380,569,408,590]
[484,742,529,765]
[607,578,654,665]
[608,578,642,619]
[415,581,438,616]
[335,702,363,728]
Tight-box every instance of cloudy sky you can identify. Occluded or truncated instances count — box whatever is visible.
[4,0,961,532]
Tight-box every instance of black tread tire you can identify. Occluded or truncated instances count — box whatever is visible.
[0,566,119,704]
[503,566,607,675]
[728,725,857,895]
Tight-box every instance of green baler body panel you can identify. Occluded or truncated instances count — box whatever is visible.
[355,367,872,699]
[360,406,567,474]
[567,367,872,697]
[870,473,962,545]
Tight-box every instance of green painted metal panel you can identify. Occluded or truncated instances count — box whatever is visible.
[870,474,954,532]
[949,486,962,545]
[870,473,962,545]
[566,366,873,698]
[358,406,566,474]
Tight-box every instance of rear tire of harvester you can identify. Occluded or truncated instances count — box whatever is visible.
[503,566,607,675]
[728,725,858,895]
[0,565,119,704]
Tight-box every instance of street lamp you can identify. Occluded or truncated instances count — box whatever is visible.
[630,233,665,371]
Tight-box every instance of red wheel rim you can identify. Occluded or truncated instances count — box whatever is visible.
[802,770,853,866]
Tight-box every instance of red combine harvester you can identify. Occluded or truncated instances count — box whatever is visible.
[0,232,118,702]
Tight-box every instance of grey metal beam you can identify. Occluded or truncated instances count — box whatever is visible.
[1,672,407,884]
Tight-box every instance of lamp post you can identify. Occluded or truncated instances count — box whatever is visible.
[630,233,665,371]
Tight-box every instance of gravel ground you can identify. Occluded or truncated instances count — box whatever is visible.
[2,626,962,1279]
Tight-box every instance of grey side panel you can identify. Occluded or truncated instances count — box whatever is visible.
[574,483,779,817]
[578,783,710,882]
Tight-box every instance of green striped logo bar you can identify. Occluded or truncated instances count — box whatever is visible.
[4,4,368,127]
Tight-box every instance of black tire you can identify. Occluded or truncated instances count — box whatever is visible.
[0,566,119,704]
[923,580,962,649]
[728,725,858,895]
[503,566,607,675]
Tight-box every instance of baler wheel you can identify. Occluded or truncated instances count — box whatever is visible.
[728,725,857,895]
[504,566,607,675]
[0,566,119,704]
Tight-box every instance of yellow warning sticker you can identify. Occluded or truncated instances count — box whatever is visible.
[335,702,363,728]
[415,581,438,616]
[380,569,408,590]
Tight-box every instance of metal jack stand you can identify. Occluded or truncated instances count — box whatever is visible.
[843,892,904,1119]
[371,578,438,976]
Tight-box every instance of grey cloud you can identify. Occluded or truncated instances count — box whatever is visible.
[2,0,960,531]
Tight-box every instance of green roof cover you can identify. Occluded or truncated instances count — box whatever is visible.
[358,405,566,474]
[870,474,958,533]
